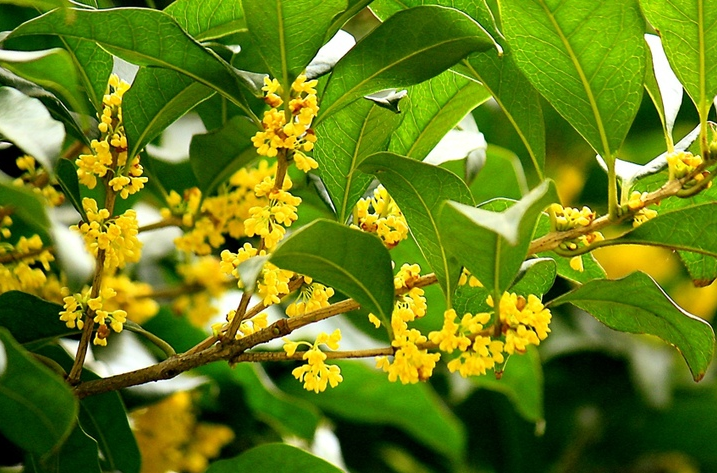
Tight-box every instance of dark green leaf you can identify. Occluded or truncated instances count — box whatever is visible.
[243,0,347,86]
[188,115,258,196]
[618,202,717,257]
[0,327,78,456]
[143,153,199,195]
[0,291,71,348]
[314,98,404,222]
[0,86,64,169]
[207,443,343,473]
[501,0,645,160]
[359,152,474,300]
[25,423,101,473]
[510,257,557,297]
[56,158,85,221]
[9,8,262,117]
[123,68,214,161]
[0,182,51,239]
[165,0,246,41]
[438,180,558,295]
[281,360,466,460]
[59,37,113,113]
[548,272,715,381]
[388,70,491,160]
[270,219,394,321]
[318,5,499,121]
[641,0,717,122]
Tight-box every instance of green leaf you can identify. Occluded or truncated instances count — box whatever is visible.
[0,291,71,348]
[359,152,474,300]
[207,443,343,473]
[270,219,394,321]
[641,0,717,122]
[548,272,715,381]
[123,68,215,161]
[472,345,544,422]
[469,144,528,203]
[280,360,466,461]
[314,98,405,223]
[438,180,558,295]
[164,0,246,41]
[25,423,101,473]
[0,182,51,239]
[9,7,262,117]
[56,159,86,221]
[188,115,258,196]
[0,328,78,456]
[500,0,645,160]
[0,48,90,118]
[318,5,499,121]
[243,0,348,86]
[388,70,491,160]
[465,50,546,176]
[0,86,64,170]
[0,0,69,10]
[510,257,557,297]
[617,202,717,257]
[678,250,717,288]
[59,37,113,113]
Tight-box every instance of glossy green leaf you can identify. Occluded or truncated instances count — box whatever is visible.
[0,86,64,169]
[243,0,347,86]
[0,328,78,456]
[359,152,474,300]
[207,443,343,473]
[165,0,246,41]
[618,202,717,257]
[472,345,544,422]
[143,153,199,196]
[281,360,466,460]
[438,180,558,295]
[123,68,214,161]
[388,70,491,160]
[510,257,557,297]
[470,144,528,203]
[25,424,101,473]
[641,0,717,122]
[9,8,262,117]
[318,5,499,121]
[59,37,113,113]
[56,158,85,221]
[0,291,71,348]
[270,219,394,320]
[314,98,405,222]
[0,182,51,239]
[188,115,258,196]
[500,0,645,160]
[465,50,546,176]
[0,0,69,10]
[548,271,715,381]
[0,48,89,118]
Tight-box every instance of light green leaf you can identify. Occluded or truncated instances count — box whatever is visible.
[388,70,491,160]
[0,86,64,169]
[641,0,717,123]
[314,98,405,223]
[500,0,645,160]
[359,152,474,300]
[281,360,466,461]
[188,115,258,196]
[207,443,343,473]
[165,0,246,41]
[59,37,113,113]
[270,219,394,321]
[124,67,215,161]
[318,5,499,121]
[0,0,69,10]
[618,202,717,257]
[9,7,262,118]
[438,180,558,295]
[0,182,51,240]
[0,48,90,118]
[243,0,348,87]
[470,144,528,203]
[510,257,557,297]
[0,328,78,456]
[548,271,715,381]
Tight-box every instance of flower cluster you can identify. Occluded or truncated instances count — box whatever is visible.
[251,75,319,172]
[353,185,409,248]
[212,310,268,340]
[244,176,302,249]
[76,74,147,198]
[60,285,128,345]
[13,155,64,206]
[489,292,551,354]
[72,197,142,270]
[627,191,658,227]
[0,212,55,295]
[284,329,343,393]
[375,264,439,384]
[549,203,605,272]
[174,256,231,327]
[667,150,711,187]
[102,274,159,324]
[286,277,335,317]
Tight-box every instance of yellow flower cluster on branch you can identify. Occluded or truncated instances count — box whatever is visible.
[549,203,605,272]
[13,156,64,206]
[667,150,711,187]
[60,285,127,345]
[284,329,343,393]
[627,191,658,227]
[353,185,409,248]
[286,277,335,317]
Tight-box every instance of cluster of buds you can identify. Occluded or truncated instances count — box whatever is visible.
[667,150,711,189]
[549,204,604,272]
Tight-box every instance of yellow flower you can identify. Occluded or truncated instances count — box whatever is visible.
[286,281,335,317]
[353,185,409,248]
[286,329,343,392]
